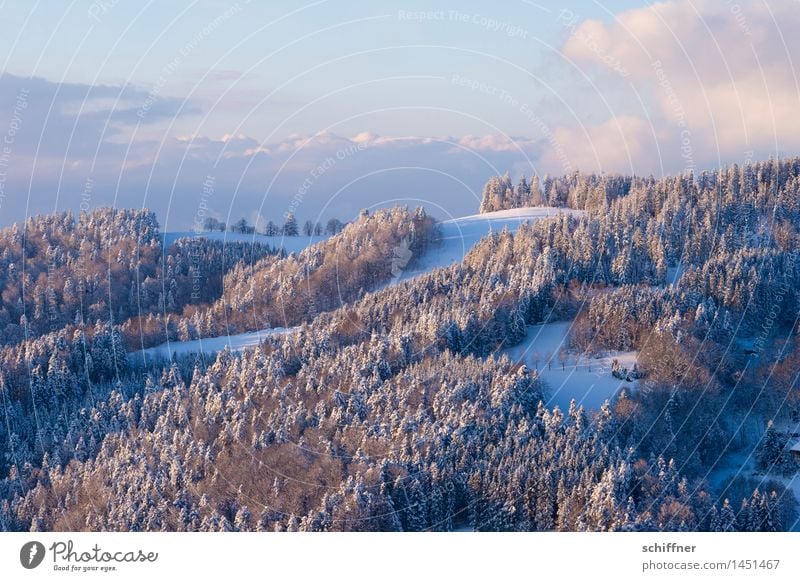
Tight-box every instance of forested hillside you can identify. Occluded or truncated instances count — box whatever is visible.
[1,158,799,532]
[168,206,439,341]
[0,208,280,349]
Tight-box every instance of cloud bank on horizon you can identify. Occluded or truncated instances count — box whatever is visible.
[0,0,797,228]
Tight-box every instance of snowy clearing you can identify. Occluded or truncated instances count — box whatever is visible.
[163,231,329,255]
[503,321,639,411]
[131,327,295,363]
[392,207,583,284]
[666,263,685,286]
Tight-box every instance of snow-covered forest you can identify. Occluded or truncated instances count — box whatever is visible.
[1,158,800,532]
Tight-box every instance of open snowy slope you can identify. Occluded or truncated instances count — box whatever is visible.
[393,207,582,284]
[503,321,639,411]
[131,327,295,363]
[163,231,329,255]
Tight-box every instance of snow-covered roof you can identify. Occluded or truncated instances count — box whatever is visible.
[791,440,800,453]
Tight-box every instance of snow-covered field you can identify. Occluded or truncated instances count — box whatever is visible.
[503,321,639,411]
[393,207,582,284]
[163,231,328,255]
[131,327,295,363]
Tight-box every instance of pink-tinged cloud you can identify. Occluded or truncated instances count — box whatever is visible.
[543,116,665,176]
[559,0,800,172]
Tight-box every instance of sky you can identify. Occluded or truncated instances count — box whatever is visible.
[0,0,798,230]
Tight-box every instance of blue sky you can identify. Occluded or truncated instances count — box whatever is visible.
[1,1,639,138]
[0,0,798,229]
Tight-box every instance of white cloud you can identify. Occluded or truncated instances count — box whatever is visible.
[454,134,539,154]
[0,123,549,227]
[543,116,664,176]
[558,0,800,173]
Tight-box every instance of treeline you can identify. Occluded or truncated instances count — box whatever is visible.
[204,213,347,237]
[479,172,632,213]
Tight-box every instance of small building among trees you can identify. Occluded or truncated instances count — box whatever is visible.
[791,440,800,462]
